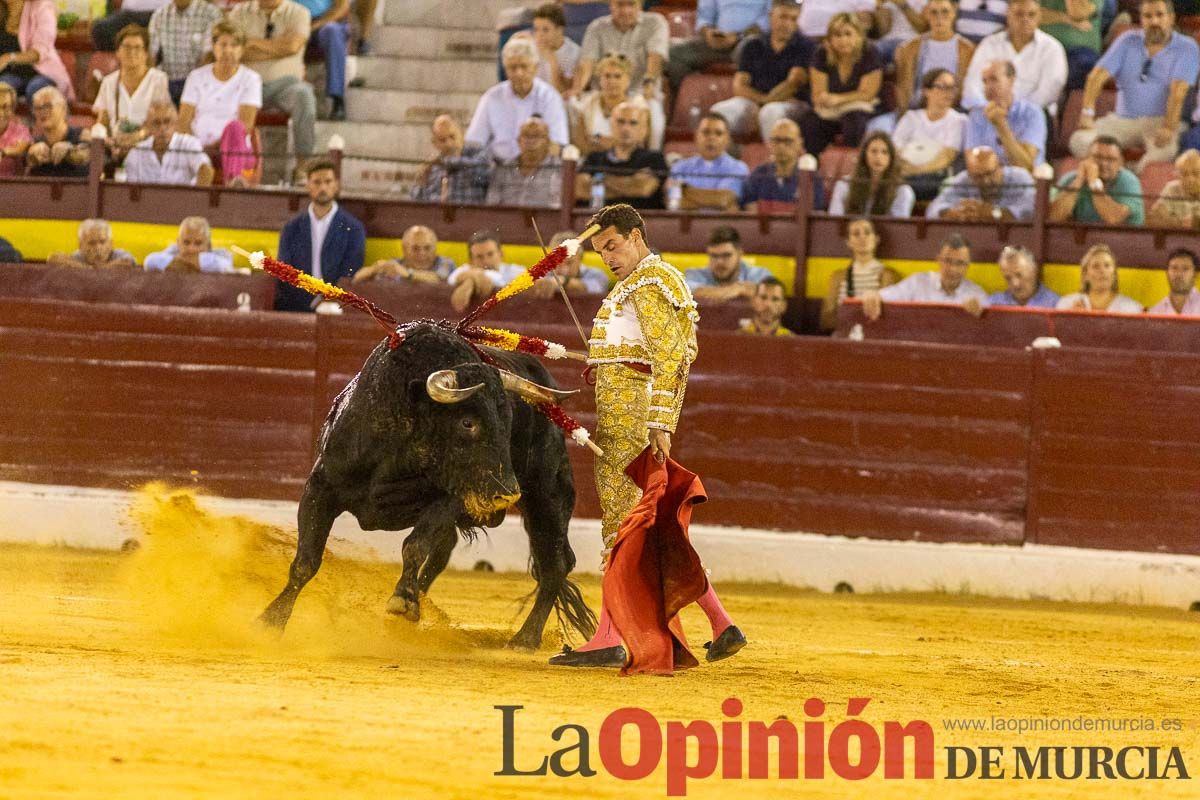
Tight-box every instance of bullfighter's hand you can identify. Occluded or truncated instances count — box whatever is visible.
[649,429,671,464]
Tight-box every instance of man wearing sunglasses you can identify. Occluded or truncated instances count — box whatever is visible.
[1069,0,1198,174]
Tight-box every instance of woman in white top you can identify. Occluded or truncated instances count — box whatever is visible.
[569,53,655,153]
[1056,244,1143,314]
[821,217,901,330]
[177,21,261,185]
[828,131,917,217]
[894,68,966,200]
[92,25,170,152]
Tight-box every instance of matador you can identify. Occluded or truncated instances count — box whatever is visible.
[549,204,747,668]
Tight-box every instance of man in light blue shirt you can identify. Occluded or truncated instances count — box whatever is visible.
[962,60,1045,171]
[988,245,1060,308]
[926,146,1036,221]
[1069,0,1199,172]
[466,38,569,161]
[669,112,750,211]
[861,233,989,320]
[684,225,772,302]
[666,0,773,90]
[144,216,234,273]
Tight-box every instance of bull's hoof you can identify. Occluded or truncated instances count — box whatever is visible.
[386,594,420,622]
[257,608,288,633]
[506,632,541,652]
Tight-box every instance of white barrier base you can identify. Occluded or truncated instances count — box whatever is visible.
[2,480,1198,609]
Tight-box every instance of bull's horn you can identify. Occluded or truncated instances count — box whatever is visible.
[426,370,485,403]
[499,369,579,405]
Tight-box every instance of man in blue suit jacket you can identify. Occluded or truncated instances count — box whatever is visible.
[276,158,366,311]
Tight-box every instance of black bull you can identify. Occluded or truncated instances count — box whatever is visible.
[260,322,597,649]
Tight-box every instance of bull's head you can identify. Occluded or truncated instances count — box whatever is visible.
[421,365,576,522]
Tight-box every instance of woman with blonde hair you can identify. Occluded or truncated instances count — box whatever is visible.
[1055,244,1143,313]
[797,13,883,155]
[570,52,655,152]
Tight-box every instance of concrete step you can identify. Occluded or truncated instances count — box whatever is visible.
[370,25,497,61]
[383,0,513,29]
[316,120,430,161]
[344,88,478,126]
[354,56,496,93]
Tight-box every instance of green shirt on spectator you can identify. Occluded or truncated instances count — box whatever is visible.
[1054,168,1145,224]
[1040,0,1101,53]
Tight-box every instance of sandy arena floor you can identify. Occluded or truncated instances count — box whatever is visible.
[0,488,1198,799]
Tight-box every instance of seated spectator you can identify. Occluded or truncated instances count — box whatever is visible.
[665,0,772,92]
[411,115,490,205]
[956,0,1009,43]
[47,219,138,270]
[467,37,569,161]
[988,244,1060,307]
[91,0,170,52]
[684,226,772,302]
[797,14,882,156]
[962,60,1045,172]
[1,0,75,104]
[828,131,916,217]
[144,216,233,272]
[229,0,318,167]
[149,0,224,104]
[292,0,350,120]
[1048,135,1145,224]
[485,116,562,207]
[799,0,873,39]
[562,1,610,45]
[571,0,667,107]
[743,118,826,212]
[353,225,455,284]
[25,86,89,178]
[1056,243,1142,312]
[448,230,526,313]
[885,0,974,134]
[893,68,968,200]
[526,230,611,298]
[1148,149,1200,228]
[0,83,31,176]
[1070,0,1197,174]
[0,234,20,262]
[861,233,989,319]
[668,112,749,212]
[576,101,667,209]
[525,3,580,93]
[926,145,1036,220]
[873,0,930,62]
[93,25,172,153]
[275,158,365,311]
[739,277,794,335]
[1148,247,1200,315]
[1039,0,1102,90]
[178,22,261,185]
[569,53,654,154]
[709,0,815,142]
[820,218,900,330]
[123,101,214,185]
[961,0,1067,112]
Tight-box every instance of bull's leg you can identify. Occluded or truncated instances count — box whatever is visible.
[416,526,458,596]
[508,484,572,651]
[387,498,458,622]
[260,471,341,630]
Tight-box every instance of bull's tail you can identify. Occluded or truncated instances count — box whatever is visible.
[554,578,597,641]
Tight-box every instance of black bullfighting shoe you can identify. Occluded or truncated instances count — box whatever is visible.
[548,645,627,668]
[704,625,747,663]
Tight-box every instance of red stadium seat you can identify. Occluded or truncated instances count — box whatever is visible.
[818,146,857,196]
[1139,161,1176,200]
[662,9,696,40]
[739,141,768,169]
[666,73,734,139]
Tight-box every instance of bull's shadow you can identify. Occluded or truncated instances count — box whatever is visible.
[260,322,596,649]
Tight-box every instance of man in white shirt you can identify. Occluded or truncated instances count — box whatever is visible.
[961,0,1067,112]
[861,233,989,319]
[448,230,526,313]
[124,101,214,186]
[276,158,366,310]
[466,37,569,161]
